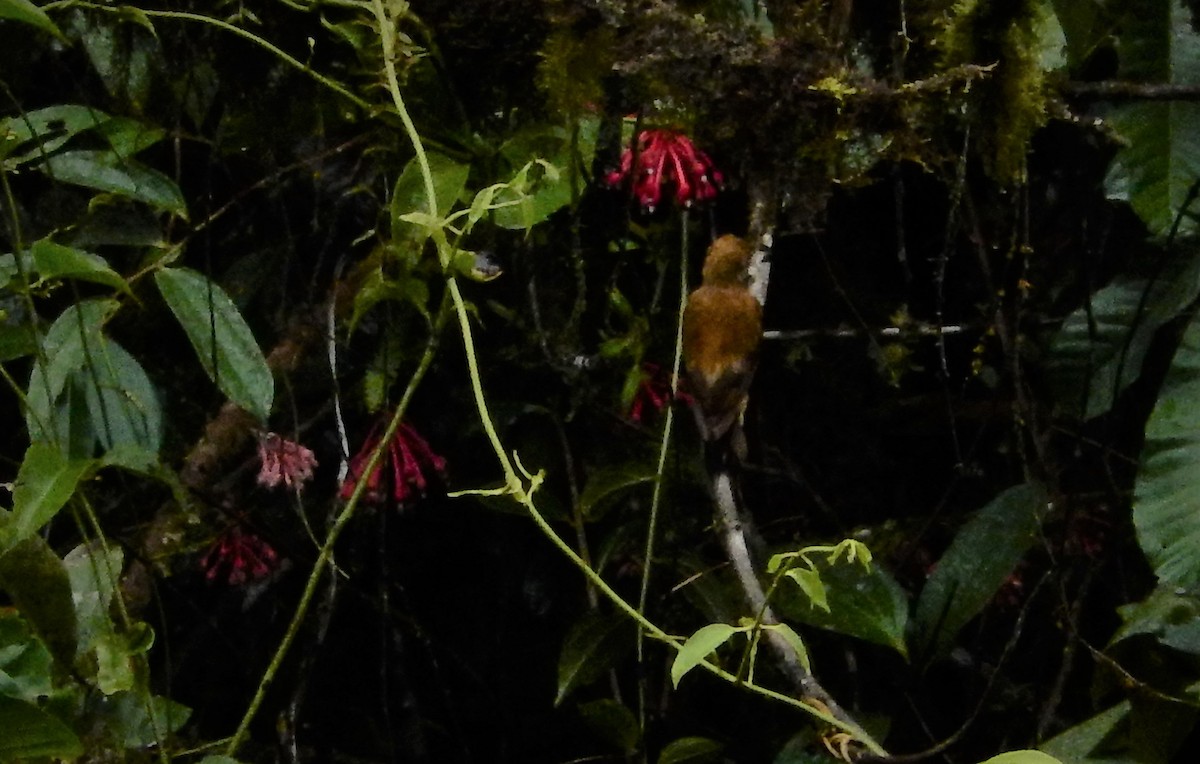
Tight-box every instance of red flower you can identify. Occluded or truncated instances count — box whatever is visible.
[339,420,446,506]
[606,129,724,211]
[201,526,279,586]
[256,433,318,490]
[628,363,693,424]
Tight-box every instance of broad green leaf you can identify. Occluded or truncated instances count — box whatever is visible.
[0,104,108,165]
[40,150,186,215]
[155,267,274,421]
[577,698,640,754]
[0,611,55,702]
[81,338,162,455]
[979,752,1063,764]
[579,463,658,520]
[1134,306,1200,589]
[1050,0,1106,75]
[390,152,470,253]
[0,695,83,759]
[0,536,78,668]
[0,0,64,40]
[4,443,93,550]
[1112,585,1200,654]
[68,10,159,109]
[97,691,191,748]
[1046,247,1200,420]
[363,326,405,413]
[26,298,120,444]
[0,323,37,361]
[913,483,1046,659]
[1104,1,1200,237]
[671,623,739,688]
[95,116,164,157]
[31,239,130,293]
[349,266,431,332]
[199,757,244,764]
[63,542,123,659]
[658,736,725,764]
[555,611,635,706]
[778,557,910,658]
[491,117,598,231]
[1040,702,1129,763]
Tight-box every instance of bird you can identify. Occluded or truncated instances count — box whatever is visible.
[682,235,763,449]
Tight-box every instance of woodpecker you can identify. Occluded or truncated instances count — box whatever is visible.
[682,235,762,445]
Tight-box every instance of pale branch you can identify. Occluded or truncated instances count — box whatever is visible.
[710,470,880,752]
[1061,81,1200,101]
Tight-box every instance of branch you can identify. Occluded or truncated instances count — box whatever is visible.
[1061,81,1200,101]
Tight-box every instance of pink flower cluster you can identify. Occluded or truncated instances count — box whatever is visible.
[339,420,446,506]
[606,129,723,211]
[256,433,318,490]
[201,526,278,586]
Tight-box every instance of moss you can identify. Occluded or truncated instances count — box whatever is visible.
[942,0,1051,184]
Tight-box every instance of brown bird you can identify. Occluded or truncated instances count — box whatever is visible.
[682,235,763,445]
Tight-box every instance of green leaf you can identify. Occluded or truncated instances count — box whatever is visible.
[0,0,64,40]
[1047,255,1200,420]
[93,691,190,748]
[913,483,1046,659]
[783,567,829,613]
[491,117,598,231]
[579,463,658,520]
[0,323,37,361]
[31,239,130,293]
[1103,1,1200,237]
[555,611,635,706]
[0,611,55,702]
[391,152,470,252]
[658,736,725,764]
[155,267,274,421]
[763,622,811,674]
[4,443,93,551]
[1112,585,1200,654]
[198,757,245,764]
[67,10,160,109]
[0,104,109,165]
[26,298,120,444]
[0,695,83,759]
[96,116,164,157]
[1134,306,1200,589]
[1039,702,1129,763]
[349,266,431,332]
[0,536,78,669]
[40,150,186,215]
[671,623,739,688]
[778,557,910,658]
[577,698,640,754]
[81,338,162,455]
[63,542,123,659]
[978,752,1063,764]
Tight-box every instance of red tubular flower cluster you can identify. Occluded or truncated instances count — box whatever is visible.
[201,526,278,586]
[256,433,318,490]
[628,362,693,424]
[606,129,724,212]
[339,420,446,506]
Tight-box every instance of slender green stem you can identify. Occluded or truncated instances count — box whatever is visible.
[636,214,690,738]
